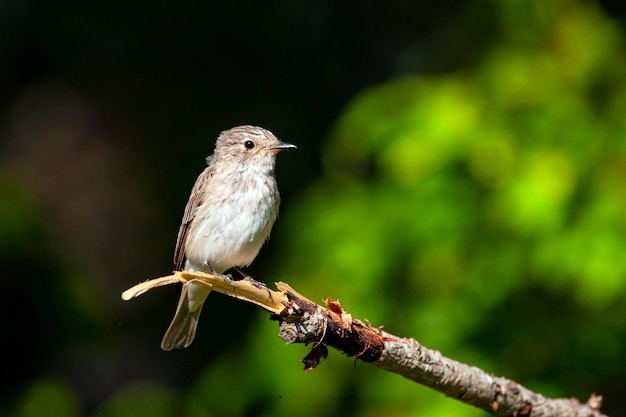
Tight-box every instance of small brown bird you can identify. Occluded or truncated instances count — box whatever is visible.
[161,125,296,350]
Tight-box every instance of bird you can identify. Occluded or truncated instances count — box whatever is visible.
[161,125,296,350]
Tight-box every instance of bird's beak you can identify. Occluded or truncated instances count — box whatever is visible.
[267,141,297,152]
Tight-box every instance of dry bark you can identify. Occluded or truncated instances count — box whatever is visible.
[122,271,607,417]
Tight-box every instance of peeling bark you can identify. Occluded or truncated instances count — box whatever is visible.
[122,271,608,417]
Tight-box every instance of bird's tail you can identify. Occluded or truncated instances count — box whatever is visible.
[161,283,210,350]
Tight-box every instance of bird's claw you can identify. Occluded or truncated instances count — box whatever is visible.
[222,273,236,291]
[243,276,272,299]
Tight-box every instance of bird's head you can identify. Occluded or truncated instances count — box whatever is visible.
[212,125,296,171]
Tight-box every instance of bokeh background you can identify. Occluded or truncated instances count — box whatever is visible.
[2,0,626,416]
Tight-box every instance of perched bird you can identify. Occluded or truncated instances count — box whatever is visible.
[161,125,296,350]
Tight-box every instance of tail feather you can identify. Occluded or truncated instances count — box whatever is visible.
[161,283,210,350]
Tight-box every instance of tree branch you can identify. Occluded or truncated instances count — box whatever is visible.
[122,271,607,417]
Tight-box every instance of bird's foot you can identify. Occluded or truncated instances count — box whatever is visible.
[222,273,236,291]
[204,261,235,291]
[234,267,272,299]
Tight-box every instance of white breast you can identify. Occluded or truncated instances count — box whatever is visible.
[184,167,278,273]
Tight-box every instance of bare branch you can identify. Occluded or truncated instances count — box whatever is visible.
[122,271,607,417]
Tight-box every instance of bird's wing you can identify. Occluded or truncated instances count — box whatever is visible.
[174,166,213,270]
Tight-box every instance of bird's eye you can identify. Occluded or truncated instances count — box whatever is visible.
[244,140,255,149]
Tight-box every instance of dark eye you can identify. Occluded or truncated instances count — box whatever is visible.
[244,140,255,149]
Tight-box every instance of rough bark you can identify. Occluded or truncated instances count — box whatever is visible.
[122,271,607,417]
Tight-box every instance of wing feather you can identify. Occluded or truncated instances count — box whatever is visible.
[173,166,213,270]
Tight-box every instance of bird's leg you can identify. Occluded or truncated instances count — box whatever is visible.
[233,266,252,279]
[234,267,272,299]
[204,261,235,291]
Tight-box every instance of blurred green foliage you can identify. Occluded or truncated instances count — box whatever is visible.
[16,379,80,417]
[273,1,626,416]
[5,0,626,416]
